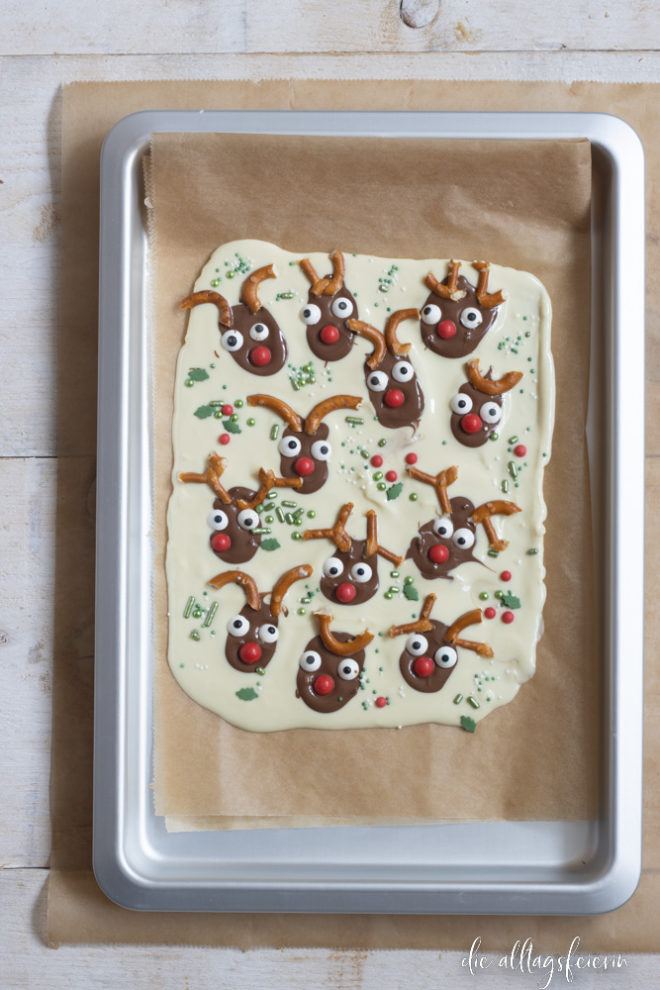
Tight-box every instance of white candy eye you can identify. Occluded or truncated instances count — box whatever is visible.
[434,645,458,668]
[259,623,279,644]
[249,322,269,341]
[323,556,344,578]
[451,392,473,415]
[433,516,453,539]
[452,527,475,549]
[228,614,250,637]
[350,562,373,583]
[421,303,441,325]
[311,440,332,461]
[237,508,260,531]
[208,509,229,531]
[300,650,322,672]
[392,361,414,383]
[279,435,302,457]
[406,634,429,657]
[367,370,388,392]
[221,329,244,352]
[331,296,354,318]
[338,657,360,680]
[301,303,321,325]
[459,307,483,329]
[480,401,502,424]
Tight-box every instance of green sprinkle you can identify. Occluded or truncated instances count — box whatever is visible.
[378,438,387,448]
[460,715,477,733]
[388,586,400,594]
[508,461,518,480]
[264,514,274,524]
[214,409,224,419]
[527,547,538,555]
[183,596,195,618]
[282,500,298,508]
[253,527,271,535]
[229,412,239,423]
[495,590,504,599]
[202,601,218,628]
[267,490,278,499]
[487,549,499,558]
[184,379,194,388]
[479,591,489,601]
[467,695,481,710]
[210,277,221,287]
[255,667,266,676]
[270,424,280,441]
[306,510,316,519]
[192,607,202,618]
[453,694,464,705]
[384,591,393,600]
[404,576,414,585]
[291,531,302,541]
[297,607,307,615]
[345,416,364,425]
[246,417,256,427]
[377,482,387,491]
[409,492,418,502]
[508,435,519,444]
[360,449,369,459]
[373,471,384,481]
[285,513,295,524]
[489,431,499,442]
[276,507,285,523]
[235,399,244,408]
[390,570,400,578]
[501,480,509,494]
[226,269,235,279]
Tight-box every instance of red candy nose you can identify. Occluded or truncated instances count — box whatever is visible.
[293,456,315,477]
[460,413,482,434]
[437,320,457,339]
[210,532,231,552]
[335,582,356,603]
[249,345,271,367]
[320,324,340,345]
[313,674,335,695]
[428,544,449,564]
[412,656,434,678]
[384,388,405,408]
[239,642,262,664]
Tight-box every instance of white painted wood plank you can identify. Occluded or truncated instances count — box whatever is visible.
[2,0,660,56]
[2,869,659,989]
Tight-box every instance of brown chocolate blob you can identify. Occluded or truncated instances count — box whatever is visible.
[278,422,331,495]
[208,485,262,564]
[398,619,459,694]
[449,383,503,448]
[406,496,478,580]
[302,288,358,362]
[220,304,287,376]
[364,351,424,431]
[319,538,380,606]
[225,599,280,673]
[296,632,366,713]
[420,274,502,359]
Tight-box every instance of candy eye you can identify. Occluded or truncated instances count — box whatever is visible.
[300,650,322,672]
[452,527,475,549]
[237,508,260,531]
[480,401,502,424]
[459,307,483,329]
[279,435,302,457]
[367,370,388,392]
[311,440,332,461]
[434,645,458,668]
[433,516,454,539]
[301,303,322,325]
[221,330,244,352]
[338,658,360,680]
[323,556,344,578]
[208,509,229,531]
[228,614,250,637]
[391,361,414,383]
[350,562,373,584]
[421,303,441,325]
[406,634,429,656]
[259,623,279,644]
[331,296,354,318]
[249,322,269,341]
[451,392,473,415]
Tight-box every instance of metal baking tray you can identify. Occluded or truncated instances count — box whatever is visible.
[94,110,644,913]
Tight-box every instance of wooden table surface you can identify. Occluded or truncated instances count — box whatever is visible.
[2,1,659,986]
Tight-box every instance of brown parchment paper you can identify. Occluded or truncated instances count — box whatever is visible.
[48,78,660,952]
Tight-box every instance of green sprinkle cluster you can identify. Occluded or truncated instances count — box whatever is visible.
[378,263,399,294]
[288,360,316,391]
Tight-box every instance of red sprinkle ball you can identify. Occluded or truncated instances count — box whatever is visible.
[221,403,233,415]
[484,607,497,620]
[385,470,398,482]
[502,611,515,624]
[405,452,418,465]
[500,570,512,582]
[375,696,388,709]
[514,444,527,457]
[370,454,383,468]
[219,433,230,445]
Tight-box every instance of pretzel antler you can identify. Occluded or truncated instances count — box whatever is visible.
[247,394,303,433]
[180,290,233,328]
[314,613,374,656]
[235,468,302,511]
[446,608,494,658]
[388,594,437,638]
[304,395,362,435]
[385,308,418,357]
[473,261,505,308]
[408,464,458,516]
[298,250,345,296]
[179,453,232,505]
[425,260,466,302]
[466,359,523,396]
[470,500,521,552]
[241,264,276,314]
[303,503,354,553]
[346,319,387,370]
[208,570,260,610]
[269,564,313,618]
[365,511,404,565]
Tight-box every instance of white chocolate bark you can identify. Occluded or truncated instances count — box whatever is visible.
[166,240,554,732]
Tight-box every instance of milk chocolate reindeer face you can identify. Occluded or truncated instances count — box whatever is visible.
[450,360,523,448]
[406,464,521,578]
[348,309,424,431]
[180,264,287,376]
[420,260,504,359]
[179,456,302,564]
[303,503,402,605]
[296,614,373,713]
[298,251,358,361]
[209,566,312,673]
[247,393,362,495]
[389,596,493,694]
